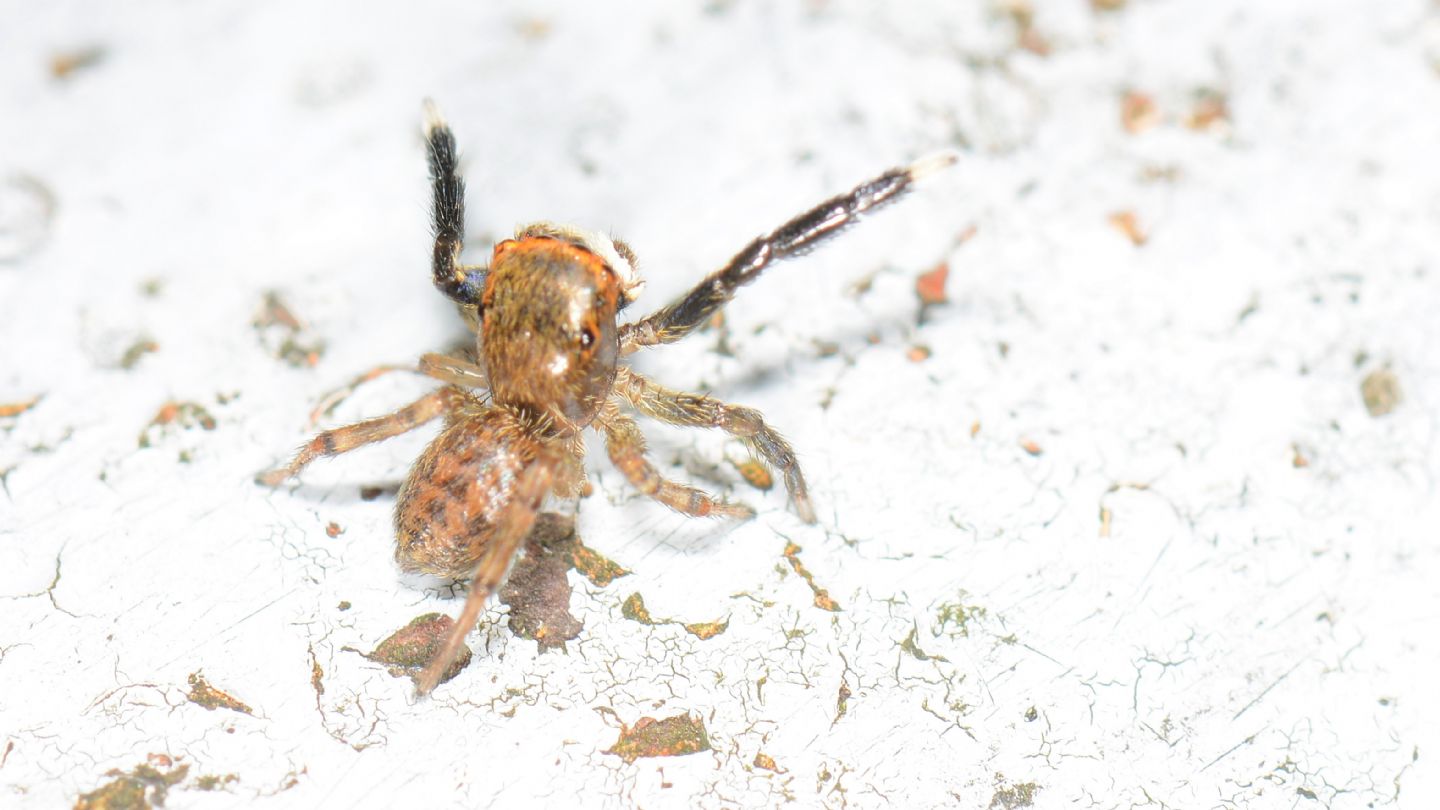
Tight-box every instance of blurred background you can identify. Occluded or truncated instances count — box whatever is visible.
[2,1,1437,807]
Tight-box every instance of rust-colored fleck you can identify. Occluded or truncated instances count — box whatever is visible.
[604,714,711,764]
[1099,505,1113,537]
[514,17,553,40]
[119,339,158,370]
[1185,91,1230,132]
[192,774,239,792]
[138,401,216,448]
[621,592,656,625]
[0,396,42,418]
[1361,369,1401,417]
[1019,438,1043,456]
[864,331,881,345]
[1121,90,1159,134]
[732,458,774,491]
[916,261,949,306]
[571,540,630,587]
[753,752,784,772]
[906,345,932,363]
[970,420,981,438]
[74,760,190,810]
[1004,1,1050,56]
[186,672,252,715]
[1107,210,1147,246]
[358,485,387,501]
[324,521,343,538]
[51,45,107,80]
[366,613,472,686]
[500,513,584,652]
[255,291,303,331]
[782,542,841,612]
[683,620,729,640]
[1291,444,1310,469]
[1092,0,1125,10]
[254,291,326,368]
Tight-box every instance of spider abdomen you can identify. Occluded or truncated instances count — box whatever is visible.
[394,405,553,579]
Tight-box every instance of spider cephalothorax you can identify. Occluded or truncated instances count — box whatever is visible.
[259,101,954,694]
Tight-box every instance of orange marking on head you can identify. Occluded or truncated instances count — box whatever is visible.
[490,236,621,306]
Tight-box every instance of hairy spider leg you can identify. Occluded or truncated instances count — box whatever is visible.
[620,152,958,353]
[425,100,487,306]
[256,387,464,486]
[304,353,488,426]
[598,402,755,520]
[613,367,814,523]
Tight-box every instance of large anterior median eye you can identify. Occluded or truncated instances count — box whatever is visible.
[579,325,597,350]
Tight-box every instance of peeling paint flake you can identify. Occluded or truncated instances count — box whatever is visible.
[570,539,630,587]
[366,613,473,686]
[0,395,43,418]
[253,290,326,368]
[621,592,728,639]
[730,458,774,491]
[138,401,217,449]
[604,714,711,764]
[621,592,656,624]
[683,620,728,640]
[74,759,190,810]
[185,672,253,715]
[782,541,840,611]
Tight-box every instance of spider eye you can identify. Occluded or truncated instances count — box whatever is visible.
[579,326,596,350]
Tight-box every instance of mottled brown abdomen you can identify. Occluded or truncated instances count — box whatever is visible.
[394,407,542,578]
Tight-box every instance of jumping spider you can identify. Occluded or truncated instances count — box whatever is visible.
[258,102,954,695]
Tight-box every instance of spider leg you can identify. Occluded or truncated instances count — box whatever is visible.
[620,152,957,353]
[424,101,487,307]
[598,403,754,520]
[418,352,488,389]
[613,368,815,523]
[306,353,487,426]
[415,459,555,696]
[256,387,464,486]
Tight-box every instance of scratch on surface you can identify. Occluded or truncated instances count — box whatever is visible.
[1200,730,1260,772]
[1233,659,1305,720]
[160,586,299,669]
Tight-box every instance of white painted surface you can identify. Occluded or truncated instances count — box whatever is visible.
[1,1,1436,807]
